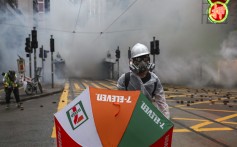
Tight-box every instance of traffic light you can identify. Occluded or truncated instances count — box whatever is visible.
[155,40,160,55]
[39,47,43,58]
[31,28,38,48]
[25,37,31,53]
[31,40,38,49]
[32,29,37,42]
[150,40,160,55]
[44,50,49,58]
[50,36,54,52]
[150,41,155,55]
[116,48,120,59]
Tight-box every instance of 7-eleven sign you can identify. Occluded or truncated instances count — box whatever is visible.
[66,101,89,130]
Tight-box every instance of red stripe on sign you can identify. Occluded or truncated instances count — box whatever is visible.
[54,117,82,147]
[72,106,79,125]
[150,127,174,147]
[74,115,78,125]
[72,106,77,112]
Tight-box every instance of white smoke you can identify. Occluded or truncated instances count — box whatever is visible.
[0,0,236,87]
[218,31,237,87]
[220,31,237,59]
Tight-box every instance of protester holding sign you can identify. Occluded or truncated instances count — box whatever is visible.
[117,43,170,119]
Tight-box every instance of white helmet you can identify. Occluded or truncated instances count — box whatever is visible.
[131,43,150,58]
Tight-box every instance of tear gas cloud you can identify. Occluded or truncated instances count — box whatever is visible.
[220,31,237,59]
[0,0,236,87]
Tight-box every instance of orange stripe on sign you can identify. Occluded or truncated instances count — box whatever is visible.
[77,115,84,123]
[89,87,140,147]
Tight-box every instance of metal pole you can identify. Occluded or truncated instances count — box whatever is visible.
[32,27,38,80]
[34,48,37,79]
[128,47,131,71]
[117,60,119,79]
[51,52,54,88]
[117,46,120,79]
[29,34,32,78]
[29,53,32,78]
[42,48,44,82]
[153,36,156,64]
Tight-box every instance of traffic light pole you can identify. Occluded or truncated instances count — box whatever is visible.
[42,48,44,82]
[34,48,37,80]
[31,27,38,81]
[51,51,54,88]
[117,60,119,79]
[28,34,32,78]
[29,53,32,78]
[50,35,55,88]
[115,46,120,79]
[41,56,44,82]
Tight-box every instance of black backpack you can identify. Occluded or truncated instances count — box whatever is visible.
[124,72,157,97]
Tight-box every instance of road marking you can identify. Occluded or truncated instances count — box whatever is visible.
[166,100,180,102]
[173,117,237,125]
[215,113,237,122]
[196,128,233,131]
[74,83,82,91]
[106,79,116,83]
[51,83,69,138]
[191,113,237,131]
[172,117,207,122]
[173,127,234,133]
[222,121,237,125]
[173,129,190,132]
[181,107,237,113]
[213,102,237,106]
[174,100,215,107]
[97,81,116,89]
[90,82,103,89]
[166,95,191,98]
[173,116,237,133]
[105,79,117,86]
[82,81,90,89]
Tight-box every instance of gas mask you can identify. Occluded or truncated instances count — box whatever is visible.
[129,55,155,74]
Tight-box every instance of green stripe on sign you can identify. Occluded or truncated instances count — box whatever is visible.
[118,93,173,147]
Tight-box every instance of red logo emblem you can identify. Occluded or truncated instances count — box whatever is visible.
[208,0,229,23]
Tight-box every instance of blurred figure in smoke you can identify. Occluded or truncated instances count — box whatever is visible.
[54,52,66,79]
[3,70,23,109]
[117,43,170,119]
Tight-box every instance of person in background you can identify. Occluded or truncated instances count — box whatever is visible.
[117,43,170,119]
[3,70,23,109]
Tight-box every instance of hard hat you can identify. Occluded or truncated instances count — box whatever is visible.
[131,43,150,58]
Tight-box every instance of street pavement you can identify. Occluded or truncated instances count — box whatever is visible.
[0,83,64,105]
[1,79,237,146]
[0,89,61,147]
